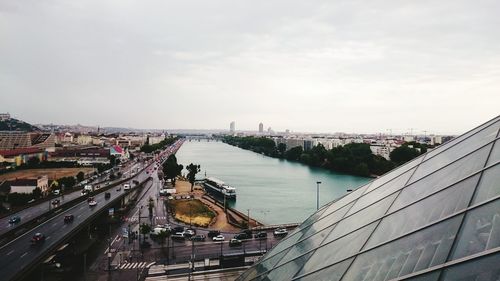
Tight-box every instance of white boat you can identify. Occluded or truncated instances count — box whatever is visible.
[203,177,236,199]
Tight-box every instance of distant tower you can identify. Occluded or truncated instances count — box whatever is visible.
[230,121,235,133]
[259,122,264,133]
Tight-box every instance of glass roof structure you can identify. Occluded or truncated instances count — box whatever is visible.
[238,115,500,281]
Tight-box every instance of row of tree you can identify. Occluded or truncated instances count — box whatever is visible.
[223,136,428,177]
[161,154,201,191]
[140,136,179,154]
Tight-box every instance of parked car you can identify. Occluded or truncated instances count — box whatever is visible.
[151,226,168,236]
[105,192,111,199]
[234,233,251,240]
[185,228,196,236]
[172,226,184,233]
[212,235,225,242]
[254,232,267,239]
[9,216,21,224]
[273,228,288,237]
[171,233,185,240]
[64,214,74,223]
[190,234,206,242]
[207,230,220,238]
[229,238,242,247]
[31,233,45,245]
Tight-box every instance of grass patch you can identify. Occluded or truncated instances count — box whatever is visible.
[169,199,216,227]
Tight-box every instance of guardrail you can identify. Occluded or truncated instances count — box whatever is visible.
[250,223,300,231]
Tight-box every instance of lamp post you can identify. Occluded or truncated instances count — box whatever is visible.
[316,181,322,210]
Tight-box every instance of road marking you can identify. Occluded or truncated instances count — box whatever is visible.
[7,250,14,256]
[46,236,51,240]
[52,222,57,227]
[20,252,27,258]
[77,214,82,218]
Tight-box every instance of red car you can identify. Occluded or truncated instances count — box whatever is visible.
[31,233,45,245]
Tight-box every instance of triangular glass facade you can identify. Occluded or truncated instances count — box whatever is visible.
[238,115,500,281]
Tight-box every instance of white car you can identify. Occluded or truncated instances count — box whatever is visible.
[273,228,288,236]
[212,235,225,241]
[88,200,97,207]
[123,184,130,190]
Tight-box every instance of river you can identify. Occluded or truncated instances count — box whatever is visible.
[175,140,370,225]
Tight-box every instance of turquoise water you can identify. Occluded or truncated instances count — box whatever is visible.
[176,140,371,225]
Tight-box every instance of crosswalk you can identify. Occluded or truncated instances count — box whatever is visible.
[118,261,155,270]
[124,216,168,222]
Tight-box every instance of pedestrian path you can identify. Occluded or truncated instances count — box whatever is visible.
[118,261,155,270]
[123,216,168,222]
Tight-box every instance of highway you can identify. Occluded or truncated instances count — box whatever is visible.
[0,162,141,239]
[0,140,184,281]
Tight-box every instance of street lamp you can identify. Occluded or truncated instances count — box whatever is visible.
[316,181,322,210]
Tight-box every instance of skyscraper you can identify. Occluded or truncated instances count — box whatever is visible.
[259,122,264,133]
[230,121,235,133]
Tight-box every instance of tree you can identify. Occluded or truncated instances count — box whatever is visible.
[58,176,76,189]
[76,171,85,182]
[108,155,117,166]
[140,223,152,241]
[148,197,154,219]
[163,155,183,186]
[186,163,201,192]
[285,146,303,161]
[32,187,42,200]
[277,143,287,157]
[390,145,420,165]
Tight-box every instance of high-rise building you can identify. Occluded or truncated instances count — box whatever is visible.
[259,122,264,133]
[230,121,235,133]
[238,115,500,281]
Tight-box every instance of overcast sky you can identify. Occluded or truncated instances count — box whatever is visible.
[1,0,499,135]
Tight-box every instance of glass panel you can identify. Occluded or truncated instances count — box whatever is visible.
[348,168,415,216]
[297,222,377,276]
[402,271,441,281]
[366,157,422,193]
[261,252,314,281]
[390,145,490,212]
[365,175,478,250]
[324,193,397,245]
[450,199,500,261]
[441,252,500,281]
[472,164,500,205]
[243,250,289,280]
[276,224,336,267]
[290,205,330,235]
[261,225,312,263]
[425,118,499,160]
[302,202,354,239]
[342,215,463,281]
[321,183,370,217]
[410,124,497,183]
[486,140,500,166]
[294,258,353,281]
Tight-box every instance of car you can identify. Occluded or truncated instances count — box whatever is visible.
[31,233,45,245]
[254,232,267,239]
[207,230,220,238]
[273,228,288,237]
[123,184,130,190]
[190,234,206,241]
[168,196,174,200]
[105,182,110,186]
[171,233,185,240]
[151,227,167,235]
[234,233,251,240]
[51,199,60,205]
[9,216,21,224]
[64,214,74,223]
[88,200,97,206]
[212,235,225,241]
[229,238,242,247]
[185,228,196,236]
[116,186,121,191]
[87,196,95,202]
[105,192,111,199]
[172,226,184,233]
[52,190,60,195]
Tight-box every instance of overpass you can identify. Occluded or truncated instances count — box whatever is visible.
[0,140,184,281]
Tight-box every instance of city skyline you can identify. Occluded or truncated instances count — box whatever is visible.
[2,1,499,135]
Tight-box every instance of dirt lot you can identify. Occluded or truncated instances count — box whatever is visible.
[0,168,96,181]
[169,199,216,227]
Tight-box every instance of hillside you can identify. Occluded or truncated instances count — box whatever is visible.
[0,118,39,131]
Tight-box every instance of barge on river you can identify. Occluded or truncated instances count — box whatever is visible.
[203,177,236,199]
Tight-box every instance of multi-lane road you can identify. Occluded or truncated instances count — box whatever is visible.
[0,140,184,281]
